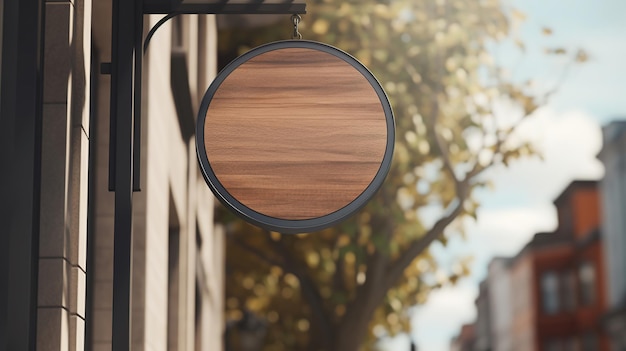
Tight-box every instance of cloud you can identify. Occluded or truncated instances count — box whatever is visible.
[410,283,478,351]
[482,107,603,204]
[470,205,557,254]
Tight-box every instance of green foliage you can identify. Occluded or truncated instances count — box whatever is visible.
[219,1,580,350]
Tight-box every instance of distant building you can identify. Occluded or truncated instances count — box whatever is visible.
[451,323,476,351]
[509,180,609,351]
[552,180,608,351]
[597,121,626,351]
[474,280,492,351]
[487,257,513,351]
[510,240,536,351]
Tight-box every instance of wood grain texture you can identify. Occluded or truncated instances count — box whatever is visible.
[204,47,388,220]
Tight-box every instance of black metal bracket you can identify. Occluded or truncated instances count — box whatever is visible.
[109,0,140,349]
[107,1,142,193]
[143,0,306,15]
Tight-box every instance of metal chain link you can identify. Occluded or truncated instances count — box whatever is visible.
[291,14,302,40]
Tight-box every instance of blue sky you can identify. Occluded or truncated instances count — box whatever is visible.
[504,0,626,120]
[381,0,626,350]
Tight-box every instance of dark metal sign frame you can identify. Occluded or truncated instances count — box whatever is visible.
[196,40,395,234]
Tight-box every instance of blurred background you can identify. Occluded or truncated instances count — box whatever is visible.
[3,0,625,350]
[219,1,626,351]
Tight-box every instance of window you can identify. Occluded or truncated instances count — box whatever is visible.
[564,337,580,351]
[541,271,560,314]
[581,332,597,351]
[561,270,577,311]
[545,338,580,351]
[579,262,596,305]
[544,339,563,351]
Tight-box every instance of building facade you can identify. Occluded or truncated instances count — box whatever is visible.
[453,181,609,351]
[598,121,626,351]
[487,257,513,351]
[509,181,608,351]
[89,6,225,351]
[510,247,535,351]
[474,280,492,351]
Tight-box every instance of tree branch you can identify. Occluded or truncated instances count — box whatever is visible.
[384,100,526,289]
[384,187,466,289]
[334,219,394,351]
[427,78,467,201]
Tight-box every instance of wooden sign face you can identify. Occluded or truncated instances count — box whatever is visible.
[196,40,394,234]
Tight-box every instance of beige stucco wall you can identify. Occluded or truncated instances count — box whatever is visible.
[37,1,91,350]
[510,254,535,351]
[138,13,223,351]
[37,1,224,350]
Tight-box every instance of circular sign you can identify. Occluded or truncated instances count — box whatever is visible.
[196,40,394,234]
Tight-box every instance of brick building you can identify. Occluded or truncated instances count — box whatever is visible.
[509,180,608,351]
[453,181,609,351]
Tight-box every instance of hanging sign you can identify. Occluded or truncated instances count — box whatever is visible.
[196,40,394,234]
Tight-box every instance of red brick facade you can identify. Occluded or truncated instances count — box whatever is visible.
[511,181,609,351]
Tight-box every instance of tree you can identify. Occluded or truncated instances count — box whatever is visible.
[219,1,582,350]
